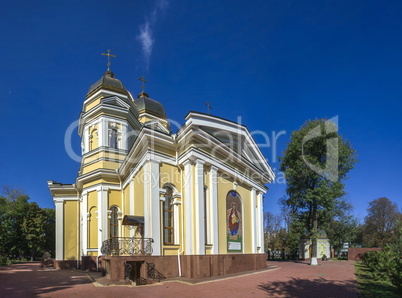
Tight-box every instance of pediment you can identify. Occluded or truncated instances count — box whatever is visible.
[101,96,131,109]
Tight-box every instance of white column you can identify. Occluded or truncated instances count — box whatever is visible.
[209,165,219,254]
[122,123,128,150]
[81,192,88,256]
[251,188,257,253]
[98,119,104,147]
[173,200,181,245]
[150,159,161,255]
[54,199,64,260]
[84,127,89,153]
[97,187,109,254]
[194,159,205,255]
[257,192,264,253]
[129,180,134,237]
[183,160,194,255]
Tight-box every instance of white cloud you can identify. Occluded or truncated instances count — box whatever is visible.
[137,0,168,70]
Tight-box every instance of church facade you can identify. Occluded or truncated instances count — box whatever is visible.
[48,69,274,281]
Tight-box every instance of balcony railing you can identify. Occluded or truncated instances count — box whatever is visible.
[101,237,153,256]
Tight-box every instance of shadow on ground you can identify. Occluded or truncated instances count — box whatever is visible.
[0,262,92,297]
[258,277,357,298]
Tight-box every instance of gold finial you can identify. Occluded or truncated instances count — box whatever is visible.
[138,76,148,91]
[101,49,116,71]
[204,102,212,114]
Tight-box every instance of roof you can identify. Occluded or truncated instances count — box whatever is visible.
[134,91,166,118]
[122,215,144,225]
[87,70,127,95]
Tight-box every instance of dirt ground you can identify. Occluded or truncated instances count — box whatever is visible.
[0,260,358,297]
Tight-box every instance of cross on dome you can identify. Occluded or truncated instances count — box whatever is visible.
[101,49,116,71]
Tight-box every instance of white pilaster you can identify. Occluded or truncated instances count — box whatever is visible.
[122,123,128,150]
[97,187,109,254]
[209,165,219,254]
[183,160,194,255]
[150,159,161,255]
[98,118,104,147]
[82,192,88,256]
[257,192,264,253]
[173,200,181,245]
[129,180,134,237]
[54,199,64,260]
[194,159,205,255]
[251,188,257,253]
[84,127,89,153]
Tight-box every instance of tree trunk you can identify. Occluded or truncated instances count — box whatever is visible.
[310,218,318,265]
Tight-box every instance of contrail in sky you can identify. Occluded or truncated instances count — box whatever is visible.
[137,0,168,70]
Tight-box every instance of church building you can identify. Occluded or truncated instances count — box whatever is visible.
[48,60,274,282]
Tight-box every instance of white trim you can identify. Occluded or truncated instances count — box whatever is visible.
[150,159,161,255]
[121,150,176,189]
[178,148,267,194]
[97,187,109,254]
[183,112,274,177]
[183,159,194,255]
[53,196,79,203]
[55,200,64,260]
[194,159,205,255]
[257,192,264,253]
[129,180,134,237]
[250,188,257,253]
[209,165,219,254]
[82,193,88,256]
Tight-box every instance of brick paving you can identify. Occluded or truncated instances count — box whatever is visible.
[0,260,358,297]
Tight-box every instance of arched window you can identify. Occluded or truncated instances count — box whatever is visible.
[163,186,174,244]
[109,206,119,239]
[109,129,118,149]
[226,190,242,252]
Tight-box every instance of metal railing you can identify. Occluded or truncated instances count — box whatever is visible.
[101,237,153,256]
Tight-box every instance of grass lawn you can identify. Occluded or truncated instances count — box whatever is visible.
[355,261,398,297]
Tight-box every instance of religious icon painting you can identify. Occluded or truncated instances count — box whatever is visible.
[226,190,242,253]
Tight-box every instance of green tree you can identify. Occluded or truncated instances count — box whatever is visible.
[363,197,401,248]
[0,187,56,260]
[279,118,357,264]
[325,199,358,255]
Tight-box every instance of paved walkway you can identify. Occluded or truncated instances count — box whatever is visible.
[0,260,358,297]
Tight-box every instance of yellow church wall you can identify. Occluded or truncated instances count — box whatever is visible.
[162,247,180,255]
[84,97,102,112]
[81,178,120,189]
[217,176,252,254]
[108,189,121,209]
[87,191,98,249]
[63,200,79,260]
[133,167,144,216]
[122,184,130,237]
[83,151,127,165]
[82,160,121,175]
[159,163,181,189]
[150,145,176,159]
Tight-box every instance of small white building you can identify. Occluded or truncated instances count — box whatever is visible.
[299,230,330,260]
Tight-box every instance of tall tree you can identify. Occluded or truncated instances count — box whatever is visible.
[0,187,56,260]
[279,118,357,264]
[363,197,401,248]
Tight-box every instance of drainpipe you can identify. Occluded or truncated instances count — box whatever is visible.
[96,255,100,272]
[178,250,184,277]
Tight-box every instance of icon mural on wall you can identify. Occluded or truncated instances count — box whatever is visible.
[226,190,242,252]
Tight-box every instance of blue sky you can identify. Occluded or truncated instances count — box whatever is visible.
[1,0,401,221]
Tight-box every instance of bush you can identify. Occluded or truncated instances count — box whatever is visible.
[361,248,402,295]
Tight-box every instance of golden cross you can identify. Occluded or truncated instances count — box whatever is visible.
[101,49,116,71]
[138,76,148,91]
[204,102,212,114]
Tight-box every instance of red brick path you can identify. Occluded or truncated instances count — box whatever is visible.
[0,260,358,297]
